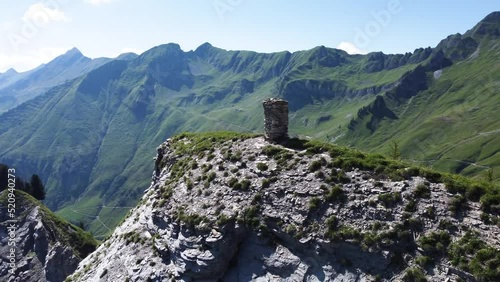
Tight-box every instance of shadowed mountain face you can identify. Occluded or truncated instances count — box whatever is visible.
[0,48,138,113]
[0,190,96,282]
[0,12,498,237]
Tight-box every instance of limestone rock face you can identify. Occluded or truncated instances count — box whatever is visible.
[263,98,289,142]
[68,135,499,282]
[0,205,85,282]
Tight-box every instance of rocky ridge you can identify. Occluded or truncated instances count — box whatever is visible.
[68,133,499,281]
[0,191,96,282]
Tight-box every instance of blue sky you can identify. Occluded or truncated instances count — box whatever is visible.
[0,0,498,72]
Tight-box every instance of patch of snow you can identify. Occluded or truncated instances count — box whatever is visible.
[433,70,443,80]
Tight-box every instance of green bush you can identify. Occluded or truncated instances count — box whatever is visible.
[252,193,262,204]
[326,185,346,203]
[449,195,467,216]
[186,179,193,190]
[315,171,325,179]
[378,192,401,207]
[403,267,427,282]
[309,197,321,210]
[448,231,500,281]
[262,145,284,157]
[480,212,491,224]
[414,183,431,198]
[232,182,242,190]
[480,193,500,214]
[423,206,435,219]
[445,178,467,195]
[228,177,238,188]
[216,214,233,226]
[325,215,338,233]
[257,162,268,171]
[207,172,216,182]
[372,221,383,231]
[240,180,251,191]
[404,200,417,212]
[242,205,260,228]
[330,169,351,183]
[308,160,322,172]
[466,184,486,202]
[418,231,450,255]
[415,256,433,267]
[261,178,271,188]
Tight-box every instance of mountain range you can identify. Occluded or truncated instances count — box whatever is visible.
[0,11,498,238]
[0,49,138,113]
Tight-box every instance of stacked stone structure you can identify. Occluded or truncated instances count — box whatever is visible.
[263,98,289,142]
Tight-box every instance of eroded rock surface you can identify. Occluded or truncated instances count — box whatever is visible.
[69,135,499,281]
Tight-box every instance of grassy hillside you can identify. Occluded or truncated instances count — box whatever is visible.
[340,25,500,182]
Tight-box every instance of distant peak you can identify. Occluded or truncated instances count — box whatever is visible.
[482,11,500,23]
[116,52,139,61]
[467,11,500,38]
[65,47,83,56]
[5,68,18,74]
[194,42,215,55]
[163,43,181,50]
[197,42,213,49]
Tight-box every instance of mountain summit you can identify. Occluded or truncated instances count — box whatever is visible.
[469,11,500,37]
[0,47,112,113]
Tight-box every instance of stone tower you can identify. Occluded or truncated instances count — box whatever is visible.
[263,98,289,142]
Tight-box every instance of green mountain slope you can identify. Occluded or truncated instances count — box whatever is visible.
[0,48,137,113]
[341,12,500,181]
[0,12,498,238]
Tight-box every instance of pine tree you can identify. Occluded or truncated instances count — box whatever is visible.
[388,140,401,160]
[15,177,26,192]
[0,164,8,192]
[30,174,46,200]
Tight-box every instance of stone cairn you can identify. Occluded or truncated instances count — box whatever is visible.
[263,98,289,142]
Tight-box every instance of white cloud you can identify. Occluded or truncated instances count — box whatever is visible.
[336,41,366,55]
[22,3,69,26]
[1,21,16,32]
[84,0,116,6]
[0,47,70,73]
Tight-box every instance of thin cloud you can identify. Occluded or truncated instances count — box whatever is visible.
[22,3,70,25]
[84,0,117,6]
[1,21,15,32]
[336,41,366,55]
[0,47,70,72]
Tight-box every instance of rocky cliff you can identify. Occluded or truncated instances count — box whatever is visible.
[0,191,97,282]
[68,133,499,281]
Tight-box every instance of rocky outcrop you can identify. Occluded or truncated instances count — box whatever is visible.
[68,134,499,281]
[0,191,96,282]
